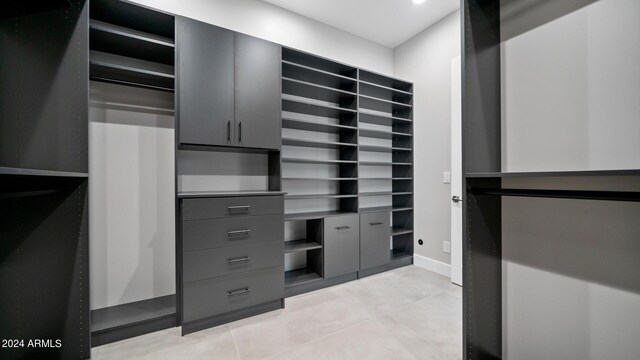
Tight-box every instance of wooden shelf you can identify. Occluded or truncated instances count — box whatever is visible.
[283,61,357,92]
[283,177,358,181]
[283,47,357,78]
[283,138,357,149]
[282,118,356,134]
[359,144,412,153]
[390,249,413,261]
[359,111,413,126]
[391,228,414,236]
[282,98,357,120]
[90,20,174,66]
[285,268,322,287]
[286,194,357,200]
[282,158,357,165]
[359,128,412,139]
[285,239,323,253]
[283,77,357,109]
[90,51,174,92]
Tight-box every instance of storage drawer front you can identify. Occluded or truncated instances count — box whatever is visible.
[183,214,284,252]
[360,212,391,270]
[183,241,284,282]
[323,215,360,279]
[182,196,284,220]
[183,266,284,322]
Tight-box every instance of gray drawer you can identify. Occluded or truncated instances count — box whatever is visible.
[360,211,391,270]
[323,214,359,279]
[183,241,284,282]
[183,214,284,252]
[182,196,283,220]
[183,266,284,322]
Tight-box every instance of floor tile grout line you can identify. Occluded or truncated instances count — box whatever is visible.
[259,313,389,360]
[382,288,450,316]
[229,325,243,360]
[385,316,458,360]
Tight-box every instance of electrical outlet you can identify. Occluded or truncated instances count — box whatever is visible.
[443,172,451,184]
[443,241,451,253]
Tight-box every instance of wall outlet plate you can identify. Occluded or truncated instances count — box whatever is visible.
[444,241,451,253]
[443,172,451,184]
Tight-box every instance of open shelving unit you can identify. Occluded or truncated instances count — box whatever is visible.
[89,0,175,92]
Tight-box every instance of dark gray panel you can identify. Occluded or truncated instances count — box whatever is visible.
[234,33,281,150]
[182,299,283,335]
[182,266,284,322]
[323,215,360,279]
[182,214,284,252]
[183,241,284,282]
[177,16,234,146]
[0,0,88,173]
[359,212,391,270]
[182,195,284,220]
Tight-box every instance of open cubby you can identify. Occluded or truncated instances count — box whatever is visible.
[284,219,323,288]
[282,61,358,93]
[283,78,357,110]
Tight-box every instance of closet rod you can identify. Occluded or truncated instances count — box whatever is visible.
[470,188,640,202]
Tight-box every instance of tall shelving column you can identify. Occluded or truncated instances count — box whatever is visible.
[357,70,414,263]
[280,48,359,293]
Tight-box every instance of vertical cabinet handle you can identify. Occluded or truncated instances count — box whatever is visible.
[227,120,231,142]
[238,121,242,142]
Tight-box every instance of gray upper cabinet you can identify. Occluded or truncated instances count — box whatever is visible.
[235,34,281,150]
[323,215,360,279]
[360,212,391,270]
[177,17,234,147]
[177,18,281,150]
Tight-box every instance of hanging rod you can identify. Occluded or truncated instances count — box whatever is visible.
[470,188,640,202]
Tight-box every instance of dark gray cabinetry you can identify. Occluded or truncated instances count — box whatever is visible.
[323,215,360,279]
[177,18,281,150]
[235,33,281,150]
[359,212,391,270]
[179,194,284,334]
[177,16,234,147]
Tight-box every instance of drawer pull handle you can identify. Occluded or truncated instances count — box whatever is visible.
[227,287,250,297]
[228,205,251,211]
[228,229,251,236]
[335,226,351,230]
[227,256,251,264]
[369,222,383,226]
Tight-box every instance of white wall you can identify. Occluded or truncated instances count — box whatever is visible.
[393,11,460,267]
[128,0,394,75]
[90,82,175,310]
[502,0,640,172]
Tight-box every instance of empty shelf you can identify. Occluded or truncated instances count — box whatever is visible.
[465,170,640,178]
[283,78,357,109]
[282,118,356,134]
[283,177,358,181]
[285,210,357,221]
[90,50,174,92]
[360,206,413,213]
[359,144,412,153]
[285,268,322,287]
[359,128,412,139]
[283,61,357,92]
[283,138,357,149]
[393,192,413,196]
[359,69,413,92]
[0,167,88,178]
[390,249,413,261]
[283,48,357,78]
[359,191,393,196]
[359,111,412,126]
[393,177,413,181]
[283,158,357,165]
[359,161,392,166]
[359,94,413,109]
[359,177,392,180]
[359,80,413,98]
[392,162,413,166]
[286,194,357,199]
[391,228,414,236]
[285,239,323,253]
[90,20,174,65]
[91,295,175,333]
[283,99,357,120]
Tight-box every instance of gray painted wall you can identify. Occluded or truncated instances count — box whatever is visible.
[89,82,176,310]
[393,11,461,266]
[502,0,640,172]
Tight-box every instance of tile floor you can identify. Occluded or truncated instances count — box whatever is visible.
[92,266,462,360]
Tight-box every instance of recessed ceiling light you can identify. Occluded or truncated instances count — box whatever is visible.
[413,0,426,4]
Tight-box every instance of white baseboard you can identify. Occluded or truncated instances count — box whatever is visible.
[413,254,451,278]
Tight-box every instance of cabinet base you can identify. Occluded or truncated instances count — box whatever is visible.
[358,256,413,278]
[181,299,284,335]
[285,272,358,298]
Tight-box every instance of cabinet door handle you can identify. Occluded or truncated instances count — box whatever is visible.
[227,287,250,297]
[227,229,251,236]
[369,222,383,226]
[227,205,250,211]
[227,256,250,264]
[335,226,351,230]
[238,121,242,142]
[227,120,231,142]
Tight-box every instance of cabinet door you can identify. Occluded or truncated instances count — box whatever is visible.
[177,17,234,146]
[360,212,391,270]
[234,33,281,150]
[323,215,359,279]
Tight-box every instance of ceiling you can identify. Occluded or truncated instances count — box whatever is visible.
[261,0,459,48]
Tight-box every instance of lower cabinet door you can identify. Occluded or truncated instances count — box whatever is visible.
[323,214,359,279]
[183,266,284,323]
[360,212,391,270]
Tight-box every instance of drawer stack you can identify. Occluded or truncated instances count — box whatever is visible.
[179,194,284,334]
